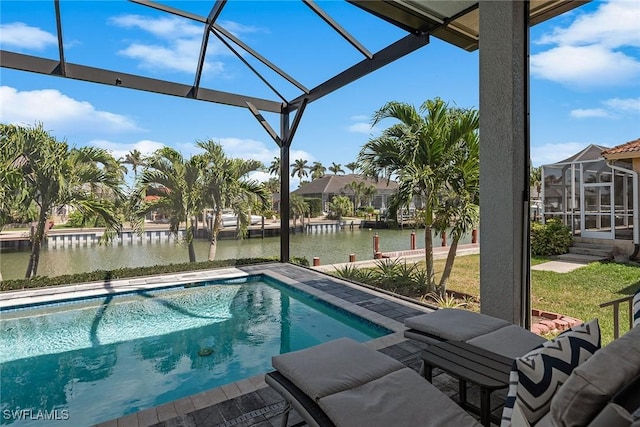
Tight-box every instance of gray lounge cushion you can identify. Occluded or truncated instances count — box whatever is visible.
[272,337,483,427]
[551,326,640,427]
[467,324,547,359]
[405,308,511,341]
[272,338,405,401]
[319,367,482,427]
[587,403,632,427]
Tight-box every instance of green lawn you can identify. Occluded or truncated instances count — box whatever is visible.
[428,255,640,344]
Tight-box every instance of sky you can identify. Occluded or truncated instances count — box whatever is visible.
[1,0,639,189]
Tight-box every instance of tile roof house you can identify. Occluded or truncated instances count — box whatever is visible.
[292,174,398,212]
[601,138,640,159]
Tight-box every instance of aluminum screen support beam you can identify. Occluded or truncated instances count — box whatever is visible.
[246,99,308,263]
[0,50,282,113]
[280,114,291,263]
[132,0,309,95]
[53,0,66,77]
[287,32,428,112]
[303,0,373,59]
[278,100,308,263]
[193,1,227,97]
[214,31,288,103]
[246,102,282,146]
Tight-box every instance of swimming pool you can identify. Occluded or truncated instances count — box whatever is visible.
[0,275,390,426]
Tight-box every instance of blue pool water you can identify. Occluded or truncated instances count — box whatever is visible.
[0,275,390,426]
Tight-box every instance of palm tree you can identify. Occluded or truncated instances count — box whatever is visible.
[198,140,269,261]
[1,123,125,278]
[290,194,309,227]
[264,177,280,194]
[328,162,345,175]
[1,139,35,281]
[268,156,280,176]
[309,161,326,180]
[290,159,309,180]
[530,165,542,196]
[346,180,367,210]
[122,149,145,178]
[133,147,203,262]
[362,184,377,207]
[328,195,352,219]
[346,162,359,174]
[432,128,479,293]
[358,98,479,296]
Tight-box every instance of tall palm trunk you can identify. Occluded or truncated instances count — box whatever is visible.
[423,207,436,293]
[208,211,222,261]
[187,224,196,263]
[424,224,435,293]
[25,203,48,278]
[438,237,459,297]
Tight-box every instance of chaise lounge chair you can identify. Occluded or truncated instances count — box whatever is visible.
[265,337,483,427]
[403,308,547,358]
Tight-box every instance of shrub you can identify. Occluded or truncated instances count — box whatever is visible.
[531,219,573,256]
[304,198,323,217]
[64,210,108,228]
[0,256,309,291]
[420,292,466,308]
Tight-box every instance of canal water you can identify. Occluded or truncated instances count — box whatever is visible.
[0,228,471,281]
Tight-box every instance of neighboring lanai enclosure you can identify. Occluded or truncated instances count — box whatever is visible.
[542,143,638,249]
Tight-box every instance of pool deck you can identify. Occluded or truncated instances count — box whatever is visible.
[1,262,504,427]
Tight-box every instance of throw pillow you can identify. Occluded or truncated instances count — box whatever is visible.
[500,319,601,427]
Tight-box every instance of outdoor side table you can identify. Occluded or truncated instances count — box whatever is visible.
[421,341,513,427]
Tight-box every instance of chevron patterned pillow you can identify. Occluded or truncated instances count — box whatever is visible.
[501,319,601,427]
[634,289,640,328]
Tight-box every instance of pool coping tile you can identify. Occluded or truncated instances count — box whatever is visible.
[116,412,138,427]
[155,403,178,422]
[136,408,160,427]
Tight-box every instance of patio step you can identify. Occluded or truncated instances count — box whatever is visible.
[567,246,615,258]
[572,242,617,251]
[555,253,611,263]
[557,241,615,263]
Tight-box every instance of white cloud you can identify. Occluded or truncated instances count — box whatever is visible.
[249,170,271,183]
[216,137,277,164]
[570,96,640,119]
[110,14,224,74]
[531,45,640,88]
[603,97,640,112]
[531,142,585,166]
[118,41,224,74]
[537,1,640,49]
[0,22,57,50]
[109,15,259,75]
[109,15,202,39]
[347,122,375,134]
[0,86,141,133]
[88,139,165,161]
[218,20,262,37]
[570,108,610,118]
[532,0,640,88]
[350,114,370,121]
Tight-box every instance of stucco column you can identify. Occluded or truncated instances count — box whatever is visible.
[479,1,531,326]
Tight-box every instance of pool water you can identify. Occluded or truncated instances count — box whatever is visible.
[0,276,389,426]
